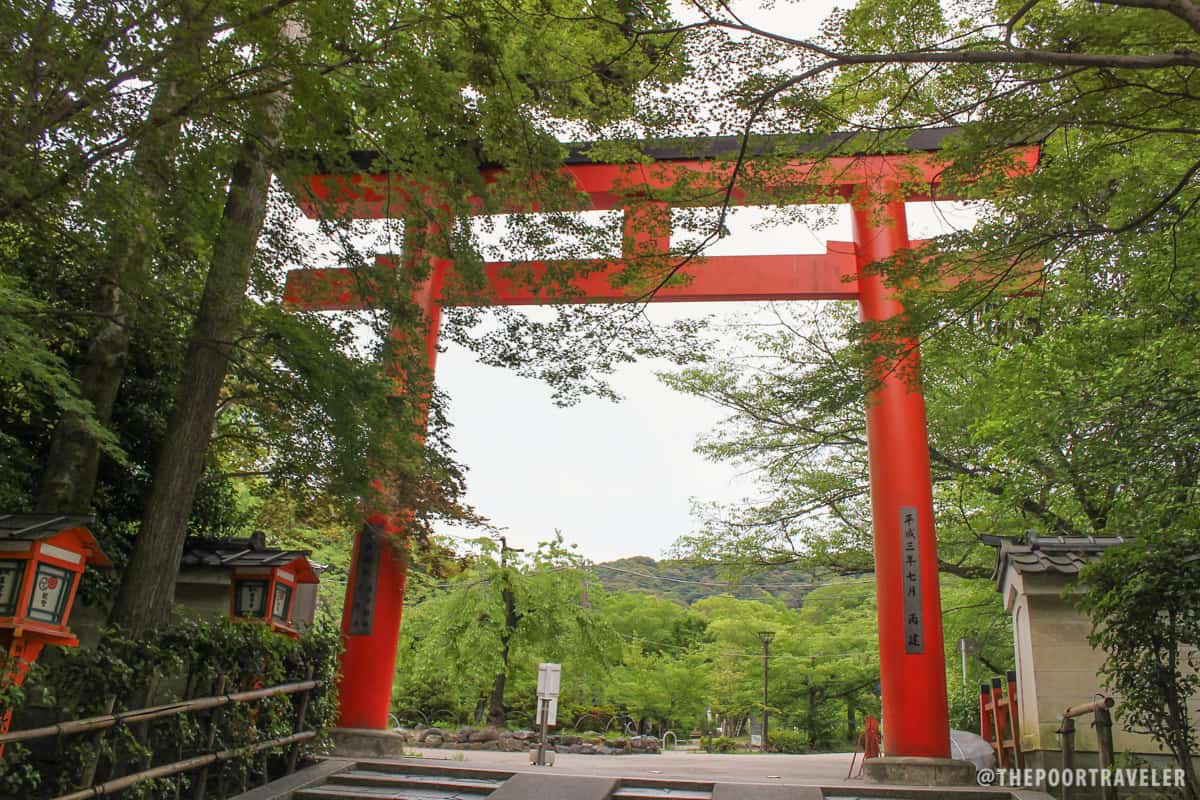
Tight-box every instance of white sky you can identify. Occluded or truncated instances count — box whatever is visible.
[431,201,975,561]
[291,0,983,562]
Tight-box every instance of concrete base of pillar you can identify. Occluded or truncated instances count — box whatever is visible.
[864,756,979,786]
[330,727,410,759]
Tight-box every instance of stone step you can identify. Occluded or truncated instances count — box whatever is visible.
[329,769,506,791]
[295,767,504,800]
[296,788,493,800]
[611,778,715,800]
[344,759,514,783]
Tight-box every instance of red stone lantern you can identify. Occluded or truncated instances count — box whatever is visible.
[230,556,319,639]
[193,532,319,639]
[0,514,111,743]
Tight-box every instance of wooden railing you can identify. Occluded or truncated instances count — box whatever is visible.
[1057,696,1116,800]
[0,674,321,800]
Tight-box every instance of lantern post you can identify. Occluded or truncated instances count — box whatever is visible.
[0,514,111,751]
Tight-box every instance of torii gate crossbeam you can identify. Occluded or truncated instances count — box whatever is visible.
[283,128,1039,760]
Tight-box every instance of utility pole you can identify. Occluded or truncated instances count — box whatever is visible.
[759,631,775,753]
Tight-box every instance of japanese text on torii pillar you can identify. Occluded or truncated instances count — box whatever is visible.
[901,506,923,655]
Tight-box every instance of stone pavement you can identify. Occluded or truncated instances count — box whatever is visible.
[233,746,1057,799]
[392,747,1054,797]
[403,746,859,786]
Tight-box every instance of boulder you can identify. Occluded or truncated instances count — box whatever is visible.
[630,735,660,752]
[418,728,444,743]
[469,727,501,743]
[424,735,444,747]
[560,735,582,746]
[511,729,537,741]
[499,736,527,752]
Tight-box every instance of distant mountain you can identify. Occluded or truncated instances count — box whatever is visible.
[590,556,827,607]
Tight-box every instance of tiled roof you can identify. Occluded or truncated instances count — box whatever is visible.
[981,533,1126,589]
[180,531,311,569]
[0,513,93,541]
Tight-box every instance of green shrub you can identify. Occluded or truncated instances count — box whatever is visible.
[768,729,807,753]
[1,613,341,799]
[711,736,738,753]
[947,683,982,733]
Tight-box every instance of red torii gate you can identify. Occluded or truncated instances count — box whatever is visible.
[283,127,1039,760]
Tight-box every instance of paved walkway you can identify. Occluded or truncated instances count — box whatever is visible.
[401,747,874,786]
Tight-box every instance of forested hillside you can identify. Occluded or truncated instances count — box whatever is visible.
[590,557,829,607]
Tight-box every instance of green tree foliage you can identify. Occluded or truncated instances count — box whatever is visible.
[662,302,1000,579]
[0,0,695,632]
[689,586,881,749]
[650,3,1200,751]
[657,3,1200,554]
[607,643,710,732]
[390,535,896,747]
[1078,531,1200,799]
[392,536,618,727]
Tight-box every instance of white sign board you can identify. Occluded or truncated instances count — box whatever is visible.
[535,697,559,727]
[537,663,561,698]
[27,564,72,624]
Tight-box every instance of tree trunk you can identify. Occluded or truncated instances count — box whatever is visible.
[487,579,519,726]
[807,685,817,748]
[108,21,300,633]
[846,700,855,743]
[108,137,272,632]
[36,268,136,513]
[36,80,187,514]
[486,661,508,728]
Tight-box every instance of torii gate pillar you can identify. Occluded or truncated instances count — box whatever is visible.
[852,183,950,759]
[336,256,447,731]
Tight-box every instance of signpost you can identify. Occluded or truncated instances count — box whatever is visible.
[958,637,976,688]
[533,663,560,767]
